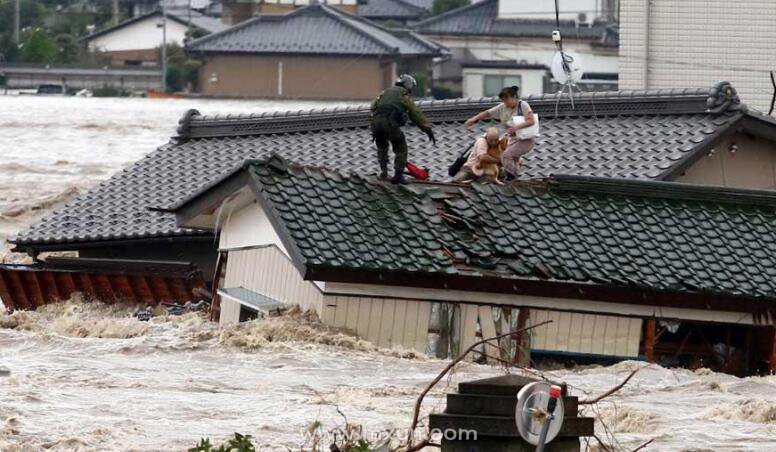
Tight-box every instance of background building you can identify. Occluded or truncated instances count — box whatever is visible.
[187,3,446,99]
[85,8,226,66]
[620,0,776,113]
[413,0,619,97]
[357,0,432,26]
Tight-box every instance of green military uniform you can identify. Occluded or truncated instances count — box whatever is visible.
[370,85,434,180]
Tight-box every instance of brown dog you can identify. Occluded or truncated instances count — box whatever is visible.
[472,127,508,183]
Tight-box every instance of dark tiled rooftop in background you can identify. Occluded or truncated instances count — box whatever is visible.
[234,157,776,303]
[413,0,617,45]
[358,0,429,20]
[187,4,443,56]
[13,83,771,249]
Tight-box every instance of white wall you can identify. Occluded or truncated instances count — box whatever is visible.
[462,67,545,97]
[498,0,608,22]
[218,201,288,255]
[88,15,190,52]
[265,0,357,4]
[223,245,324,316]
[435,35,618,75]
[620,0,776,112]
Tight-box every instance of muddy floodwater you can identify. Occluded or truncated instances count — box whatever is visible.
[1,96,776,451]
[0,94,356,259]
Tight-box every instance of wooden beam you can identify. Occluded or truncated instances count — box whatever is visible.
[131,276,156,305]
[20,272,45,308]
[111,275,137,303]
[6,271,30,309]
[167,278,190,302]
[644,319,656,362]
[148,276,173,302]
[54,273,78,299]
[513,308,530,366]
[0,268,16,311]
[76,273,97,299]
[37,271,62,302]
[769,327,776,374]
[93,274,116,302]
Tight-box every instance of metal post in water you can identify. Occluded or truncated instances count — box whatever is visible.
[13,0,20,44]
[161,3,167,93]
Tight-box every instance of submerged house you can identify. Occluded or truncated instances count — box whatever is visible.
[171,155,776,374]
[4,82,776,372]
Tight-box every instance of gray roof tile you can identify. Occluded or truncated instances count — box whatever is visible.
[214,157,776,305]
[11,83,764,249]
[359,0,429,20]
[187,4,443,56]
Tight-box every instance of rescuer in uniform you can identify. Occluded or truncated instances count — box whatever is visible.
[370,74,436,184]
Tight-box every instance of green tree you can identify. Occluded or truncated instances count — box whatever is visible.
[19,28,57,63]
[54,34,80,63]
[432,0,470,16]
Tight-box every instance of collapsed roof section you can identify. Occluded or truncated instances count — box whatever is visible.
[174,155,776,322]
[12,82,776,252]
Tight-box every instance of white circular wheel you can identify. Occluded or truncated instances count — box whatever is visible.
[515,381,565,446]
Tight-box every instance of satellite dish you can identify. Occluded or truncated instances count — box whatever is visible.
[551,51,584,85]
[516,382,565,446]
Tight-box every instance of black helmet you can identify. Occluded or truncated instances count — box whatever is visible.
[395,74,417,91]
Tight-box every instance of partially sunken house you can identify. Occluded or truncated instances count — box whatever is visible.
[173,155,776,374]
[4,82,776,373]
[185,4,447,100]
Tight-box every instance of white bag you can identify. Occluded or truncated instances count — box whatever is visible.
[512,113,540,140]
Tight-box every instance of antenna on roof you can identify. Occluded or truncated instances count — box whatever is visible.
[550,0,586,115]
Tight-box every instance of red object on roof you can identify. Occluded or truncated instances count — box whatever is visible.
[406,161,429,181]
[549,385,562,399]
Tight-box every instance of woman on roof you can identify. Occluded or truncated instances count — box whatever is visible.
[464,85,536,179]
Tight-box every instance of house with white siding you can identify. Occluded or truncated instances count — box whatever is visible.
[413,0,619,97]
[619,0,776,113]
[84,8,226,66]
[170,153,776,374]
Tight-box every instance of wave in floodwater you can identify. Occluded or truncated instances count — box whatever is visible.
[1,301,775,451]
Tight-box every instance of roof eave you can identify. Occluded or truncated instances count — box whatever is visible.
[305,265,776,322]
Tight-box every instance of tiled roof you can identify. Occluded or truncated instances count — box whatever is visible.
[83,8,226,40]
[358,0,429,20]
[12,83,773,249]
[187,4,444,56]
[194,156,776,312]
[166,8,228,34]
[413,0,617,45]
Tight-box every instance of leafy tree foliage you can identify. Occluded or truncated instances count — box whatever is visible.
[432,0,470,16]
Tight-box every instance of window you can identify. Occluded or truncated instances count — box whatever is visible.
[483,75,522,97]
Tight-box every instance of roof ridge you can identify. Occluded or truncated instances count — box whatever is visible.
[83,9,190,41]
[178,85,737,139]
[390,0,429,14]
[317,4,401,54]
[186,12,267,50]
[549,175,776,208]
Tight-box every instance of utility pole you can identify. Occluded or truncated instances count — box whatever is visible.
[112,0,119,25]
[160,3,167,92]
[13,0,20,44]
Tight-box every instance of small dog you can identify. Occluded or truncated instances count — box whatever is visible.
[472,130,508,183]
